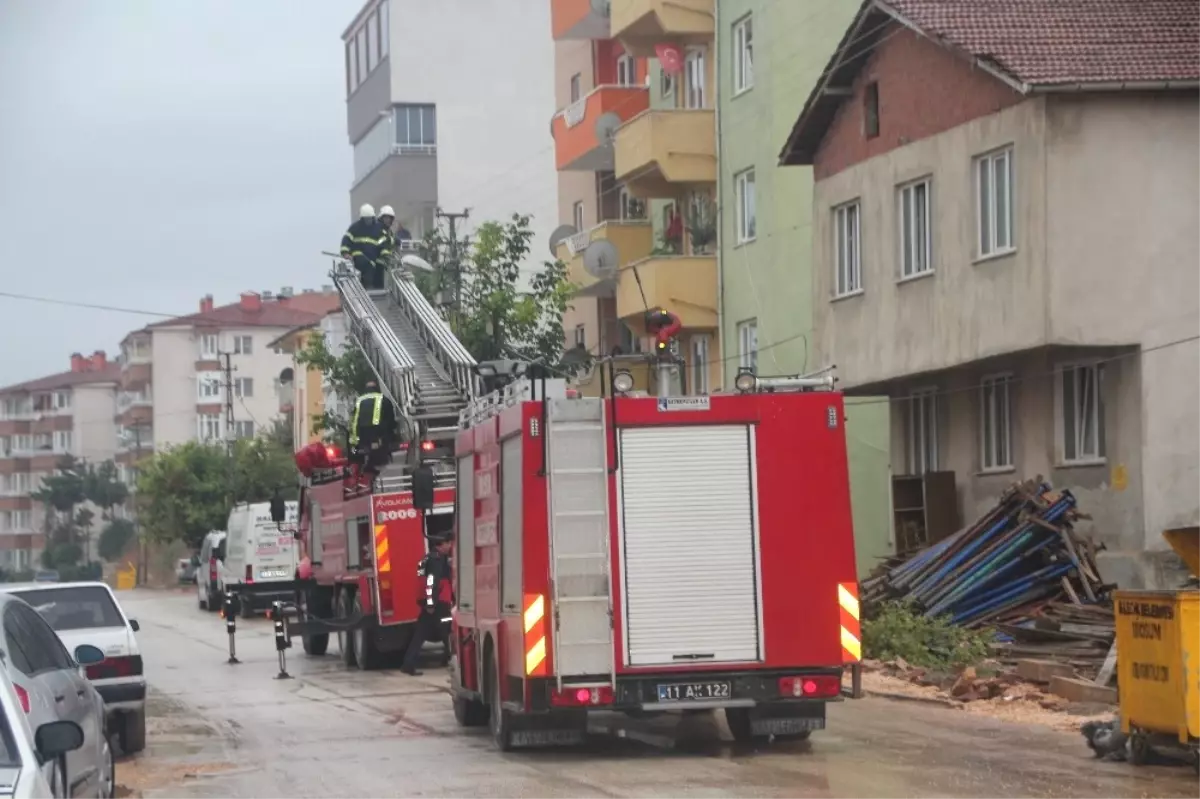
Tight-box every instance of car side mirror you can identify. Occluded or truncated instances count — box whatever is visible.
[73,644,105,665]
[35,720,84,763]
[128,619,140,633]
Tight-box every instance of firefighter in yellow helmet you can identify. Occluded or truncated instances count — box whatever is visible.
[348,379,397,473]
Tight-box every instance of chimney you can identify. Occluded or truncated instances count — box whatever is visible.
[199,294,214,313]
[90,350,107,371]
[70,353,86,373]
[279,286,294,298]
[262,290,274,302]
[239,292,262,312]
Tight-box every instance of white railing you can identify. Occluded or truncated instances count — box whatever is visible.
[117,391,152,411]
[459,377,568,429]
[385,267,479,400]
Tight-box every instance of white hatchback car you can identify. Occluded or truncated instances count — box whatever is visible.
[1,584,146,755]
[0,661,86,798]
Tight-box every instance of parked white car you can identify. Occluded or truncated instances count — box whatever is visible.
[196,531,226,612]
[2,582,146,756]
[0,660,88,799]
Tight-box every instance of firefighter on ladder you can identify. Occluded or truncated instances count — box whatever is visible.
[401,532,453,675]
[348,380,397,478]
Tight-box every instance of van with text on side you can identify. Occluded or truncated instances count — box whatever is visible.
[222,502,299,616]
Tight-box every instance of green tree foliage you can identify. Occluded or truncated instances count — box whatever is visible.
[293,332,375,441]
[135,433,299,550]
[98,518,136,563]
[30,456,138,573]
[862,601,993,670]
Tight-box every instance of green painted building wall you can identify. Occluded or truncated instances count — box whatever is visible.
[715,0,895,577]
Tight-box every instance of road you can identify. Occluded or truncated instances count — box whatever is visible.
[118,590,1194,798]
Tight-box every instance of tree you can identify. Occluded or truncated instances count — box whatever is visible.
[98,518,136,563]
[31,456,87,573]
[84,460,129,517]
[293,332,375,441]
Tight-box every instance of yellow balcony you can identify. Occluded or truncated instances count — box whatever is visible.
[615,254,717,333]
[610,0,714,56]
[557,221,653,296]
[614,109,716,198]
[551,0,612,39]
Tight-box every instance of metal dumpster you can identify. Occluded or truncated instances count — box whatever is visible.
[1113,526,1199,768]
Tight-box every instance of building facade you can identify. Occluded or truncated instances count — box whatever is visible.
[270,310,348,447]
[780,0,1200,587]
[0,352,120,569]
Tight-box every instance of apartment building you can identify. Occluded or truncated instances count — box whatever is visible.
[269,310,349,446]
[0,352,120,569]
[779,0,1199,587]
[551,0,722,394]
[115,289,341,480]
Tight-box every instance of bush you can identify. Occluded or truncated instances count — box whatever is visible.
[862,601,993,670]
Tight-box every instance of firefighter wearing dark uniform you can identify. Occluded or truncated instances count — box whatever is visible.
[348,380,397,473]
[401,533,453,676]
[340,203,392,290]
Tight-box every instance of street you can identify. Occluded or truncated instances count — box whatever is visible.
[117,590,1195,798]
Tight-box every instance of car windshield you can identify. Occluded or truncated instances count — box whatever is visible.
[11,586,126,631]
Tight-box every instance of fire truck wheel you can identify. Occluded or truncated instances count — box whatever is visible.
[453,692,488,728]
[300,590,330,656]
[352,593,383,670]
[487,656,515,751]
[336,590,357,668]
[724,708,769,746]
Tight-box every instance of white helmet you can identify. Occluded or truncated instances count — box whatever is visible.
[359,203,375,218]
[379,205,395,218]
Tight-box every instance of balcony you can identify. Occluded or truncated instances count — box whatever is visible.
[615,110,716,198]
[121,361,152,389]
[553,86,649,172]
[116,392,153,427]
[556,221,653,296]
[615,255,718,332]
[610,0,714,56]
[552,0,611,39]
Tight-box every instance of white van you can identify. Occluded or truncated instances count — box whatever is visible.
[221,501,299,616]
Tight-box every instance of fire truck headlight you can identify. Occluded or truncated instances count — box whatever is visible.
[734,369,757,393]
[612,370,635,394]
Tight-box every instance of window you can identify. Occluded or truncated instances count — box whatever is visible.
[366,12,378,72]
[395,104,436,148]
[235,421,255,439]
[684,48,706,109]
[569,73,582,103]
[197,414,222,442]
[833,200,862,297]
[199,333,219,359]
[660,70,675,98]
[735,168,756,242]
[572,201,585,232]
[9,511,30,532]
[975,146,1015,258]
[232,335,252,355]
[53,391,71,410]
[379,0,389,58]
[13,585,126,632]
[905,389,939,474]
[864,82,880,139]
[690,335,710,395]
[355,28,367,88]
[53,431,71,454]
[737,320,758,372]
[345,40,356,95]
[898,178,932,278]
[234,378,254,398]
[573,325,586,349]
[353,113,393,183]
[1060,363,1105,463]
[733,15,754,93]
[617,186,631,220]
[616,54,636,87]
[980,375,1013,470]
[197,372,222,401]
[13,435,30,454]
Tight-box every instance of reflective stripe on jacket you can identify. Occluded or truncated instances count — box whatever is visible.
[339,218,390,263]
[349,392,384,446]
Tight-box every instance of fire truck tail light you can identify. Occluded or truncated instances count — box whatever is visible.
[779,675,840,698]
[551,685,613,707]
[420,441,435,452]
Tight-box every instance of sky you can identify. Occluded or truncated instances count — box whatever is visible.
[0,0,557,386]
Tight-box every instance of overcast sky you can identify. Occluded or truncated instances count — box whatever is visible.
[0,0,556,386]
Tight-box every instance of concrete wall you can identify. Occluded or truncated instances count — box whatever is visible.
[151,327,196,449]
[73,384,118,463]
[350,153,438,237]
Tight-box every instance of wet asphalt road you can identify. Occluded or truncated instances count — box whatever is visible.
[122,590,1196,798]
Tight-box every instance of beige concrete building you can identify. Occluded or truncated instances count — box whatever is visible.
[779,0,1199,587]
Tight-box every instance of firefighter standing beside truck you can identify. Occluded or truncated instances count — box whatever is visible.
[401,533,453,676]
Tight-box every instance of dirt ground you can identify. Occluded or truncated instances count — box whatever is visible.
[114,694,236,798]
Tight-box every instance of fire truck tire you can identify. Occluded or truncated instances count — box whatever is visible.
[486,656,515,751]
[351,593,383,670]
[724,708,769,745]
[453,692,488,728]
[300,589,331,656]
[336,590,357,668]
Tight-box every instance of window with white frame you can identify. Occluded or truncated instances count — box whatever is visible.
[660,69,675,98]
[684,48,706,109]
[197,414,222,442]
[53,430,72,454]
[9,510,31,532]
[379,0,389,59]
[975,146,1015,258]
[570,73,582,103]
[232,335,253,355]
[733,15,754,93]
[54,390,71,410]
[979,374,1013,470]
[616,54,636,86]
[197,372,222,401]
[366,11,378,72]
[690,335,710,395]
[234,378,254,398]
[1060,363,1105,463]
[199,333,219,359]
[905,389,939,474]
[735,168,756,243]
[235,420,255,439]
[617,186,631,220]
[833,200,862,297]
[572,201,585,232]
[898,178,932,278]
[573,325,586,349]
[737,320,758,372]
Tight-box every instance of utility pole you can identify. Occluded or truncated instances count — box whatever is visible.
[222,352,237,506]
[133,423,145,586]
[436,207,470,322]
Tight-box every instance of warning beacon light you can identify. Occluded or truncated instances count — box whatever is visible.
[294,441,343,477]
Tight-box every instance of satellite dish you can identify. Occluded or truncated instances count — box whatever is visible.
[589,0,610,16]
[400,254,435,273]
[594,112,622,147]
[548,224,578,258]
[582,239,619,280]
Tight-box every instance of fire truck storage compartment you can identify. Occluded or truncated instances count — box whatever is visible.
[500,435,523,614]
[618,424,762,667]
[456,452,475,611]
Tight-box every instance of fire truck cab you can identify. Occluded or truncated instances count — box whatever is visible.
[448,367,862,749]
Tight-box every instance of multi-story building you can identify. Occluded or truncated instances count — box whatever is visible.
[552,0,723,394]
[779,0,1199,587]
[269,310,349,447]
[115,289,341,480]
[0,352,120,569]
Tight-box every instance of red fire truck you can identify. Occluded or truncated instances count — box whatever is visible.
[287,443,456,669]
[447,366,863,749]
